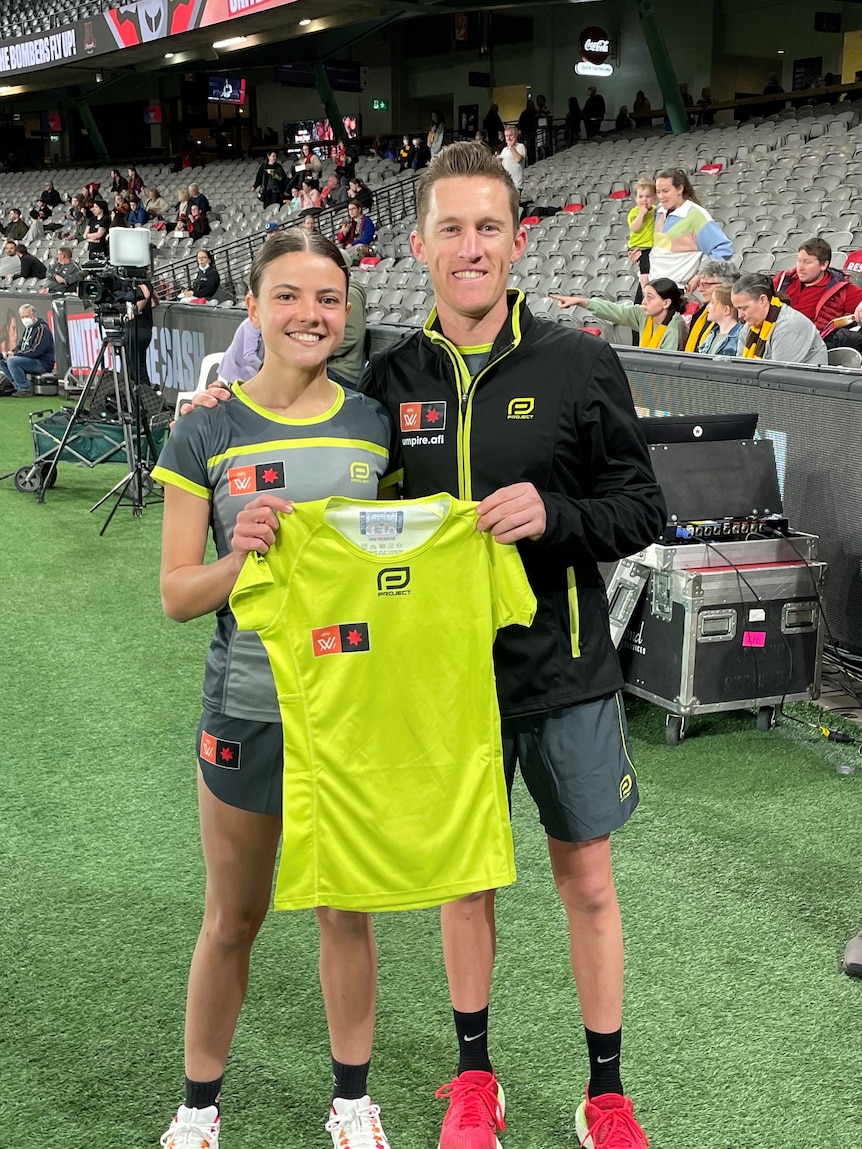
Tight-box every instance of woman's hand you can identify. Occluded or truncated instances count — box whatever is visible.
[549,294,587,309]
[232,494,294,557]
[627,248,641,263]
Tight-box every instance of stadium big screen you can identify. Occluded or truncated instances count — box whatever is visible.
[616,348,862,654]
[207,76,246,105]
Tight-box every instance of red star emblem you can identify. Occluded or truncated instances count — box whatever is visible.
[220,746,234,762]
[425,407,440,424]
[346,628,363,646]
[261,467,279,484]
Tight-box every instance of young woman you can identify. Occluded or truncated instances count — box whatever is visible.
[696,283,743,356]
[552,277,686,349]
[648,167,734,292]
[181,249,221,301]
[251,150,287,207]
[152,230,400,1149]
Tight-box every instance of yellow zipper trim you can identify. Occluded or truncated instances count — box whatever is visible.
[566,566,581,658]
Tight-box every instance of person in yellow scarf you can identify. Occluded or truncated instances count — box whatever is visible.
[684,259,739,352]
[730,272,828,364]
[551,277,686,348]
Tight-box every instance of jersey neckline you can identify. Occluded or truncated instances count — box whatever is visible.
[318,494,459,564]
[231,379,345,425]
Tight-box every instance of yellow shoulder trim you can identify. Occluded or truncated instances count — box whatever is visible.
[151,466,211,501]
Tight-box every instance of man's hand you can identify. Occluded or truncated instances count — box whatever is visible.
[852,301,862,325]
[476,482,546,543]
[232,493,294,557]
[178,382,232,418]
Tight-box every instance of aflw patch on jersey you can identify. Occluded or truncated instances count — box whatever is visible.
[311,622,371,656]
[227,461,286,495]
[399,402,446,432]
[200,729,242,770]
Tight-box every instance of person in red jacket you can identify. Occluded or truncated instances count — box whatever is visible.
[774,238,862,349]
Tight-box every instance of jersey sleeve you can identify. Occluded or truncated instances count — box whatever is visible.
[483,534,537,632]
[151,412,213,501]
[229,549,281,635]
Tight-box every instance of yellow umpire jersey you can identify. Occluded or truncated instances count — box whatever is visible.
[229,494,537,913]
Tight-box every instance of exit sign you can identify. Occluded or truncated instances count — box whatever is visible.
[372,98,388,110]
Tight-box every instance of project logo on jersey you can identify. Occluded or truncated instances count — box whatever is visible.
[227,460,285,495]
[377,567,411,596]
[312,622,371,656]
[400,401,446,446]
[507,397,535,420]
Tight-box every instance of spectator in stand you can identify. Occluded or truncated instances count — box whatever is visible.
[427,110,446,159]
[336,198,375,263]
[127,165,144,194]
[0,237,22,279]
[282,187,302,216]
[369,134,386,158]
[697,87,715,127]
[535,94,553,158]
[0,303,55,396]
[188,183,211,214]
[679,82,695,125]
[649,168,734,291]
[397,135,412,171]
[328,269,367,389]
[127,192,149,227]
[144,186,170,221]
[289,143,322,192]
[732,272,827,364]
[110,168,128,195]
[552,277,686,349]
[187,202,211,241]
[334,139,357,181]
[4,208,28,241]
[348,176,373,212]
[22,209,45,247]
[409,134,431,171]
[565,96,582,145]
[174,187,190,230]
[583,85,605,138]
[318,173,340,206]
[181,249,220,300]
[683,260,739,352]
[299,178,321,211]
[62,207,87,244]
[474,129,490,149]
[81,182,98,209]
[329,173,351,207]
[111,192,130,227]
[39,180,62,209]
[773,238,862,350]
[85,200,110,259]
[16,244,46,280]
[498,125,526,194]
[45,246,82,294]
[632,91,651,122]
[252,150,288,207]
[36,199,55,228]
[615,106,634,132]
[484,102,505,148]
[694,283,742,356]
[517,98,538,164]
[218,315,263,384]
[627,179,657,294]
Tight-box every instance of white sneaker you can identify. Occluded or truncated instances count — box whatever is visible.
[160,1104,220,1148]
[325,1095,392,1149]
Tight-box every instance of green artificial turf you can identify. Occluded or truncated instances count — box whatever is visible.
[2,401,861,1148]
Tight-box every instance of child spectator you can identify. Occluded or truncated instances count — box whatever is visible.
[551,276,686,349]
[627,179,656,292]
[695,283,742,356]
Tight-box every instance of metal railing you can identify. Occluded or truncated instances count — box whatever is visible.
[155,171,420,300]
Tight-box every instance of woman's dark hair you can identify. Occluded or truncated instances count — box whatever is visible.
[248,228,349,297]
[655,167,700,205]
[732,272,774,301]
[647,277,684,317]
[198,249,213,263]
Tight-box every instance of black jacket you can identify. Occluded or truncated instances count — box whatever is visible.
[362,294,665,717]
[190,263,220,299]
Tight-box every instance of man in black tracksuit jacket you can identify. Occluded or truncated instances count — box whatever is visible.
[362,142,664,1149]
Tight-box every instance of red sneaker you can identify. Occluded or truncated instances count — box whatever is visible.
[575,1089,649,1148]
[436,1069,506,1149]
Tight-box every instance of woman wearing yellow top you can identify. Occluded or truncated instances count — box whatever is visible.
[551,277,686,349]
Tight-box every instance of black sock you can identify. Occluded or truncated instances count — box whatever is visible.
[585,1027,623,1098]
[184,1075,223,1111]
[454,1006,492,1074]
[332,1058,370,1101]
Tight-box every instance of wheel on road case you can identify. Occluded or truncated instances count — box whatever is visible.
[756,705,777,732]
[665,713,686,746]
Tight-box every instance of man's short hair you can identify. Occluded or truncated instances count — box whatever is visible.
[58,246,72,259]
[798,237,831,264]
[700,259,738,283]
[732,272,773,300]
[16,243,27,255]
[415,140,520,233]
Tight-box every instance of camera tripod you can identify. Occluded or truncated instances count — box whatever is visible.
[26,317,163,534]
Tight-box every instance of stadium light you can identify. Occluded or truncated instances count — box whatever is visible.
[212,36,247,48]
[299,18,312,25]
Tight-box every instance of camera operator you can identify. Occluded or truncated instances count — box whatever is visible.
[124,277,157,389]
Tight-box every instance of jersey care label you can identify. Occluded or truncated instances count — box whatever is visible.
[358,509,406,553]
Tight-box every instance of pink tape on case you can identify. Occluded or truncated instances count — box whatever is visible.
[742,631,766,648]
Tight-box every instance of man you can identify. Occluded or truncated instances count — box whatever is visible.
[774,238,862,349]
[0,237,21,279]
[16,244,47,280]
[188,183,211,214]
[336,199,375,264]
[348,177,373,212]
[364,141,663,1149]
[39,180,62,209]
[583,85,606,138]
[684,260,738,352]
[498,125,526,194]
[46,246,82,294]
[731,271,827,364]
[0,303,55,396]
[409,134,431,172]
[185,142,664,1149]
[3,207,28,241]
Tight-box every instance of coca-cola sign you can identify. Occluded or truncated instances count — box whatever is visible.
[579,25,610,65]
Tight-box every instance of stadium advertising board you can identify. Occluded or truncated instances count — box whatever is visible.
[0,0,300,78]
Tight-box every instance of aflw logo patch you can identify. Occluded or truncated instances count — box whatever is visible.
[507,397,535,420]
[400,401,446,432]
[227,461,285,496]
[200,729,242,770]
[312,622,371,656]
